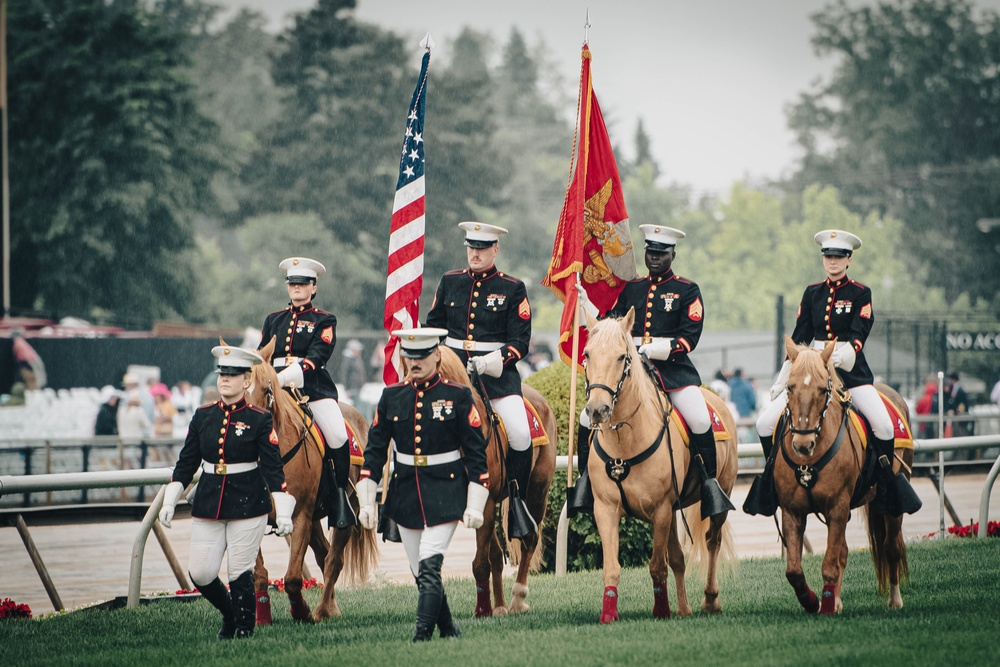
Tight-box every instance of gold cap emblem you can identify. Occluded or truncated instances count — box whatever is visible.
[474,225,481,231]
[292,259,300,265]
[223,348,231,355]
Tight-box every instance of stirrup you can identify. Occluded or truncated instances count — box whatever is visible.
[567,469,594,517]
[742,473,777,517]
[700,477,735,519]
[507,483,537,539]
[330,486,358,529]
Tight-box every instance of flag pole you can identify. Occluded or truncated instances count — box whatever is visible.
[566,273,582,488]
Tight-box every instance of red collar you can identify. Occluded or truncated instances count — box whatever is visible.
[289,302,313,313]
[218,398,247,412]
[410,374,441,391]
[467,267,499,281]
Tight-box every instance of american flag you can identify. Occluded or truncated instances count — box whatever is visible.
[383,47,431,385]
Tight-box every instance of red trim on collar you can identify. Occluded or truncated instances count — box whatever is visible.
[218,398,248,412]
[410,373,442,391]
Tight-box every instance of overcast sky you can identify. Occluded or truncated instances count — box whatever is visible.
[216,0,1000,198]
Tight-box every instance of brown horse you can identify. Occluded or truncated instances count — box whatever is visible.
[582,308,738,623]
[246,336,378,623]
[403,346,556,616]
[776,337,912,614]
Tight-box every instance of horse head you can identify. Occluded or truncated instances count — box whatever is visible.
[582,307,636,426]
[247,336,279,412]
[784,336,838,457]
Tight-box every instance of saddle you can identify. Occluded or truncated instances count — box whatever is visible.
[846,394,913,508]
[490,398,552,448]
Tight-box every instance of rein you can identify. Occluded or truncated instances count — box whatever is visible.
[260,378,313,468]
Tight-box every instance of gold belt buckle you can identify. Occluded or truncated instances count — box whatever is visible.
[215,462,228,475]
[642,335,652,345]
[463,340,475,351]
[413,455,428,467]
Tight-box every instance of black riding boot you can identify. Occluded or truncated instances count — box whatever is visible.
[567,424,594,517]
[506,447,537,539]
[437,591,461,638]
[413,554,444,643]
[872,436,922,516]
[742,435,778,517]
[229,570,256,638]
[329,442,358,529]
[195,577,235,640]
[692,429,735,519]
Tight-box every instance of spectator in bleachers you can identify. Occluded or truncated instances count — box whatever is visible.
[916,377,939,439]
[94,386,120,436]
[171,380,202,418]
[729,368,757,419]
[150,383,177,438]
[121,373,154,424]
[118,393,150,438]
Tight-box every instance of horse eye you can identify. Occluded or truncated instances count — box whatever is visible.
[617,354,625,362]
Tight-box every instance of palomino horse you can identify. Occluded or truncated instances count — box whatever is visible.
[582,309,738,623]
[775,337,912,614]
[403,346,556,616]
[246,336,378,623]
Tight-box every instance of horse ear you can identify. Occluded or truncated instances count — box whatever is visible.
[259,336,276,363]
[784,335,799,361]
[219,336,228,346]
[821,339,836,365]
[622,306,635,334]
[584,308,599,332]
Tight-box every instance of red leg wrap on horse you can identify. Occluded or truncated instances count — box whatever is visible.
[474,581,492,618]
[820,583,837,615]
[255,590,272,626]
[600,586,620,624]
[652,580,671,619]
[288,591,311,622]
[795,587,819,614]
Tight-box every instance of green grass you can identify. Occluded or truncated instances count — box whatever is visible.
[3,539,999,666]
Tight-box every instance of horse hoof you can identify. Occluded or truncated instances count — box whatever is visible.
[289,600,313,623]
[492,606,509,617]
[700,599,722,614]
[474,606,492,618]
[509,583,529,614]
[599,612,619,624]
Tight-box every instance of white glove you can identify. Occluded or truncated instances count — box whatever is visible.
[467,349,504,378]
[638,338,673,361]
[271,491,296,537]
[770,360,792,401]
[830,343,856,372]
[575,283,599,319]
[463,483,490,529]
[356,477,378,531]
[158,481,185,528]
[277,362,304,389]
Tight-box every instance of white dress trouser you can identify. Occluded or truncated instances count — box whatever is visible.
[188,515,267,586]
[397,522,459,576]
[311,398,348,448]
[491,394,531,452]
[756,383,893,441]
[670,385,712,434]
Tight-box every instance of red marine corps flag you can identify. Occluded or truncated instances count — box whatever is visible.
[383,38,432,385]
[542,43,636,367]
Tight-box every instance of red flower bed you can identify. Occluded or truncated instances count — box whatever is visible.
[0,598,32,620]
[267,578,323,592]
[947,520,1000,538]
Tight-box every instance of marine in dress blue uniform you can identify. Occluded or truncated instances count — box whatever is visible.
[355,328,489,642]
[159,346,295,639]
[258,257,356,528]
[752,230,920,517]
[577,225,734,518]
[425,222,537,538]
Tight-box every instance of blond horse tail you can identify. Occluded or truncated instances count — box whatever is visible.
[682,505,737,574]
[863,503,908,596]
[338,523,380,587]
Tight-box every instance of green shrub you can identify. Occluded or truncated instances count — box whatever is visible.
[525,362,653,573]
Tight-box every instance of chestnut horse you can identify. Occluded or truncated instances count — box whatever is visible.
[582,309,738,623]
[776,337,912,614]
[246,336,378,623]
[403,346,556,616]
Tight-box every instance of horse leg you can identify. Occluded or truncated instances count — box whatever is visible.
[820,508,850,615]
[884,514,905,609]
[489,528,507,616]
[701,513,726,614]
[284,514,314,623]
[667,516,692,616]
[472,501,495,617]
[309,519,330,572]
[649,506,673,619]
[509,531,538,614]
[594,500,623,624]
[314,525,350,622]
[783,510,818,613]
[253,550,273,626]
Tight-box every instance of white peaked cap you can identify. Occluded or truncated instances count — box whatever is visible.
[814,229,862,256]
[212,346,264,373]
[279,257,327,282]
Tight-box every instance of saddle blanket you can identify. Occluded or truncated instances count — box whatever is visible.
[301,412,365,464]
[669,404,732,446]
[849,392,914,450]
[495,398,551,447]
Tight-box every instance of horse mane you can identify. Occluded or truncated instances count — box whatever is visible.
[788,342,845,394]
[247,338,305,440]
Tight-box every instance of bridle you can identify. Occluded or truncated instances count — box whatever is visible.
[584,350,634,430]
[786,373,834,437]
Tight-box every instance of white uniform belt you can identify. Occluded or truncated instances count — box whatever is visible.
[444,337,504,352]
[810,340,849,351]
[395,450,461,467]
[632,336,670,346]
[202,461,258,475]
[272,356,301,368]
